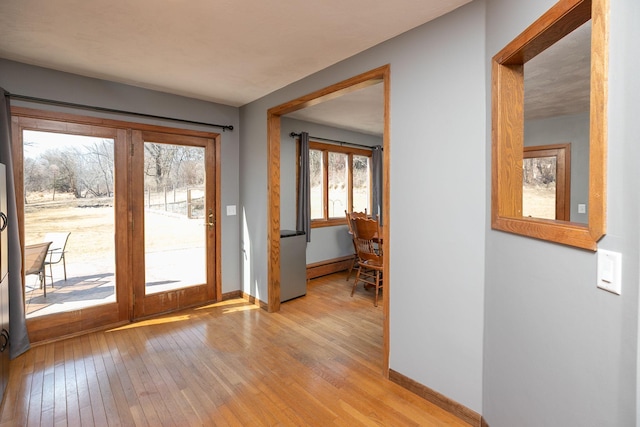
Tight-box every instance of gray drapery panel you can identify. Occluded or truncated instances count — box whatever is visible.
[0,90,30,359]
[296,132,311,242]
[371,145,383,225]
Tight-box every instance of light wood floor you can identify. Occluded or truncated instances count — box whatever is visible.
[0,272,470,426]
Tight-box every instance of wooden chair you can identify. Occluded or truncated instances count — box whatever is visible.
[25,241,53,297]
[345,210,368,281]
[43,232,70,283]
[351,217,383,307]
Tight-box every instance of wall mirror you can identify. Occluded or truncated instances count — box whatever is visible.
[491,0,608,250]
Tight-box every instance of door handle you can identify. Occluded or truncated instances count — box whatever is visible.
[208,209,215,230]
[0,328,8,353]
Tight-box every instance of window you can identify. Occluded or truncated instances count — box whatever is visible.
[307,141,371,227]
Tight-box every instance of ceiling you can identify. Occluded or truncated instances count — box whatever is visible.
[0,0,470,107]
[288,19,592,136]
[286,83,385,136]
[524,21,591,120]
[0,0,590,137]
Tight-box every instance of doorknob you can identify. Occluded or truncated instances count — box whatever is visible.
[208,209,215,230]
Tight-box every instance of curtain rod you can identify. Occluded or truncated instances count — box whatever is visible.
[289,132,380,150]
[6,92,234,131]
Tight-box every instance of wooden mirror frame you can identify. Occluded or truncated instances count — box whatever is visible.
[491,0,608,251]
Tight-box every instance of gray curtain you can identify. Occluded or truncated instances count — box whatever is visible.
[0,90,30,359]
[296,132,311,242]
[371,145,383,225]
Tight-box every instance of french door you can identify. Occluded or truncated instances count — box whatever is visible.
[13,116,129,342]
[12,109,220,342]
[130,130,218,319]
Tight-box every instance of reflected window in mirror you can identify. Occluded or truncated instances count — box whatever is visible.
[491,0,608,250]
[523,144,571,221]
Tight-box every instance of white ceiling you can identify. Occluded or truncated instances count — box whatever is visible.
[291,20,591,136]
[0,0,590,137]
[0,0,471,107]
[524,21,591,120]
[286,83,385,136]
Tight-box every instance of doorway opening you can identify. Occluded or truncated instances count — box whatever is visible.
[266,65,391,375]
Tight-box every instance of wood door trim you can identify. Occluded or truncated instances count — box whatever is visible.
[131,130,220,319]
[523,143,571,221]
[11,114,129,343]
[266,64,391,376]
[11,108,222,342]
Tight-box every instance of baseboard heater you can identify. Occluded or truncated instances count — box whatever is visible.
[306,255,354,280]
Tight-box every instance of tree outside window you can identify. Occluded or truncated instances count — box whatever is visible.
[307,142,371,227]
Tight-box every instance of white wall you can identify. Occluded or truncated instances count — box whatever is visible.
[280,117,381,264]
[524,112,590,223]
[240,0,486,412]
[0,59,242,294]
[483,0,640,425]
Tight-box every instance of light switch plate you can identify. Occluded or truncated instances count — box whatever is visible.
[226,205,236,216]
[597,249,622,295]
[578,203,586,214]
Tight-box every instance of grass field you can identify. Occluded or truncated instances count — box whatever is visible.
[523,184,556,219]
[25,194,205,259]
[24,193,207,316]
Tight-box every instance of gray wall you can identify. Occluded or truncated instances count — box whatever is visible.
[5,0,638,422]
[524,112,590,223]
[484,0,639,426]
[0,59,242,294]
[280,117,381,264]
[240,0,486,412]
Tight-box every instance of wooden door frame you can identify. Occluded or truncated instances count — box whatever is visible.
[523,143,572,221]
[130,129,221,319]
[266,65,391,376]
[11,111,130,341]
[10,107,222,342]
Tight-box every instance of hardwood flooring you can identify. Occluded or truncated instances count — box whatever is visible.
[0,272,471,426]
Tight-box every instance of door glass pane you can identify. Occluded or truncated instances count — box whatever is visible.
[309,149,323,219]
[352,155,370,213]
[523,156,557,219]
[143,141,206,294]
[23,130,115,317]
[328,152,348,218]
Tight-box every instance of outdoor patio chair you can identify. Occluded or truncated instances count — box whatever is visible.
[25,241,53,297]
[44,232,70,284]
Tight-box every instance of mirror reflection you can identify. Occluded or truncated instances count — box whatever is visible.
[491,0,607,250]
[523,155,558,220]
[523,21,591,224]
